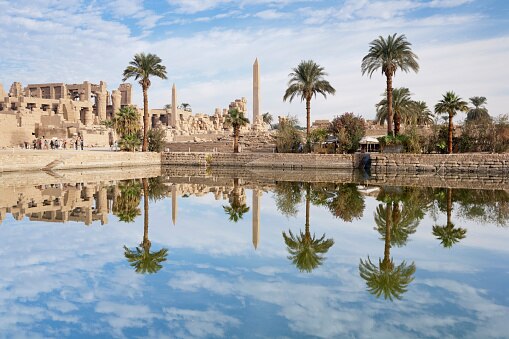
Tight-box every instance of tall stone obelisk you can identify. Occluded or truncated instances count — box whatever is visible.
[253,58,260,126]
[171,83,177,127]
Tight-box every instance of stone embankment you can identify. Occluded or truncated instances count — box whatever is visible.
[0,149,160,172]
[162,152,509,174]
[371,153,509,174]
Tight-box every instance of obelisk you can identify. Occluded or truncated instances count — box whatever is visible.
[171,83,177,127]
[252,189,260,249]
[253,58,260,125]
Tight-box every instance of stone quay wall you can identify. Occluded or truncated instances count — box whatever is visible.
[371,153,509,174]
[162,152,361,169]
[0,150,161,173]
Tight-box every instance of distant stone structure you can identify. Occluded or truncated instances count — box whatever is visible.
[0,80,131,147]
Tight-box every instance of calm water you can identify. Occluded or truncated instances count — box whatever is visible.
[1,170,509,338]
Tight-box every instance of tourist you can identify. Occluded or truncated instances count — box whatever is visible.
[81,138,84,150]
[75,138,78,150]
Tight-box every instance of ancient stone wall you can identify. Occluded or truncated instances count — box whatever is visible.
[0,150,161,172]
[371,153,509,174]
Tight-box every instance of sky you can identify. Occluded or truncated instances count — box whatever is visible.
[0,0,508,125]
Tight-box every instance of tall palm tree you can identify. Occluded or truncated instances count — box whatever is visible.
[434,91,469,153]
[123,53,167,152]
[283,60,336,138]
[359,201,416,301]
[223,178,250,222]
[432,188,467,248]
[466,96,490,122]
[362,33,419,136]
[282,184,334,272]
[124,178,168,274]
[375,87,414,134]
[225,108,249,153]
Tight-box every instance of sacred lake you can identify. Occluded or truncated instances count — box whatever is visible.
[1,166,508,338]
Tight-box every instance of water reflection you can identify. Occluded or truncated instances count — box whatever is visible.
[1,169,509,337]
[223,177,250,222]
[282,184,335,272]
[432,188,467,248]
[123,178,169,274]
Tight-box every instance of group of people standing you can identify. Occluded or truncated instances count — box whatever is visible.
[28,136,84,150]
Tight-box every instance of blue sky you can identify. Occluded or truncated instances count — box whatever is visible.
[0,0,508,123]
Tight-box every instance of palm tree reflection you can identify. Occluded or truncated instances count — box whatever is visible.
[124,178,168,274]
[283,184,334,273]
[432,188,467,248]
[223,178,250,222]
[359,188,419,301]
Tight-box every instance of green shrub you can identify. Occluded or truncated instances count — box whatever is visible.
[148,127,166,152]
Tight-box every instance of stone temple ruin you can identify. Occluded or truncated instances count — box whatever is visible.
[0,58,269,148]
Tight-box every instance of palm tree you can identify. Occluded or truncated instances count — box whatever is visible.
[181,103,192,112]
[283,60,336,138]
[434,91,469,153]
[374,202,419,247]
[432,188,467,248]
[122,53,167,152]
[124,178,168,274]
[359,201,416,301]
[223,178,250,222]
[114,106,141,137]
[466,96,490,122]
[282,184,334,272]
[225,108,249,153]
[262,112,273,125]
[362,33,419,136]
[411,101,434,126]
[375,87,414,134]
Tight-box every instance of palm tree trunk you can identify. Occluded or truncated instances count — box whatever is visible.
[306,97,311,138]
[234,126,239,153]
[448,112,454,154]
[386,75,394,136]
[394,111,400,136]
[142,86,149,152]
[305,185,310,240]
[142,178,150,250]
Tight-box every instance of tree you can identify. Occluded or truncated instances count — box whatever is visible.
[114,106,141,137]
[225,108,249,153]
[274,181,303,217]
[329,113,366,153]
[375,87,414,134]
[148,126,166,152]
[283,60,336,138]
[432,188,467,248]
[275,115,303,153]
[282,185,334,272]
[466,96,490,123]
[434,91,468,153]
[311,183,365,222]
[181,103,192,112]
[223,178,250,222]
[410,101,434,126]
[362,34,419,136]
[123,53,167,152]
[262,112,273,125]
[124,178,168,274]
